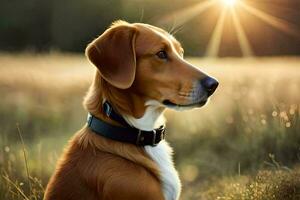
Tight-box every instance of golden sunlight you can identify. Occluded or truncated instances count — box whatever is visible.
[221,0,237,7]
[157,0,300,57]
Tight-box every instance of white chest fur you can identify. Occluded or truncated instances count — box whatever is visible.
[145,141,181,200]
[124,100,182,200]
[124,100,181,200]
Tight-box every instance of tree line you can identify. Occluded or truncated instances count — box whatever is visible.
[1,0,300,56]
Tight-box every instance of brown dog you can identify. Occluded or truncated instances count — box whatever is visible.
[44,20,218,200]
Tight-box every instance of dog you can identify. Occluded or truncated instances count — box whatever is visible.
[44,20,218,200]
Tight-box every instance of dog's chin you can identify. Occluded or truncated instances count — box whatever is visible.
[162,99,208,111]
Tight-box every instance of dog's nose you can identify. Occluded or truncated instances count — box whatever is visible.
[201,76,219,96]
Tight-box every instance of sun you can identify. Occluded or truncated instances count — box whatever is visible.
[159,0,300,57]
[222,0,237,7]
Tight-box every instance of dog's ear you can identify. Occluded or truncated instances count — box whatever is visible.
[86,24,137,89]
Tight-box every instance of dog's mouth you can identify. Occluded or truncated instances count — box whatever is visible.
[162,99,208,109]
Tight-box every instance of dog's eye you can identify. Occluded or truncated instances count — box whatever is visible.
[156,51,168,60]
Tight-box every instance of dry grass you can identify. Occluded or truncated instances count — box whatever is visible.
[200,166,300,200]
[0,53,299,200]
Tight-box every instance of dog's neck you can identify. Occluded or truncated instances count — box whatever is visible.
[84,73,166,131]
[123,100,166,131]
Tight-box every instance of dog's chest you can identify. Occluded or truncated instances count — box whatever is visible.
[145,141,181,200]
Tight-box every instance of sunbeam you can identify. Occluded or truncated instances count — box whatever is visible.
[157,0,216,27]
[205,8,227,57]
[239,1,300,39]
[231,8,253,57]
[157,0,300,57]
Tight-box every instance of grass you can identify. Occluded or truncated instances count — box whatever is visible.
[0,53,299,200]
[200,167,300,200]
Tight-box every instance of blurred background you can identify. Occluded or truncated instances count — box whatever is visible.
[1,0,300,56]
[0,0,300,199]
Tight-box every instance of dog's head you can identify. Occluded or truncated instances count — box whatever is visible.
[86,20,218,117]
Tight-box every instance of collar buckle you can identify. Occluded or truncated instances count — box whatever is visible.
[135,126,166,146]
[152,125,166,146]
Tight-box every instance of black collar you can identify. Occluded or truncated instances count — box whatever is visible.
[87,101,166,146]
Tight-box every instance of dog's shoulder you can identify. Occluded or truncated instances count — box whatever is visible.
[76,148,164,200]
[102,156,164,200]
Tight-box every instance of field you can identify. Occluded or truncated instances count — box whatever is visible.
[0,54,299,200]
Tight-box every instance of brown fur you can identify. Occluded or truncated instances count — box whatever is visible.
[45,20,212,200]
